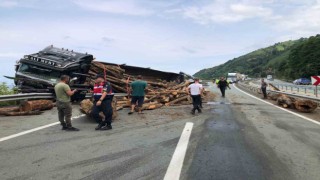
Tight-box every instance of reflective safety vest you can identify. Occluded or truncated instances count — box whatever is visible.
[93,82,114,101]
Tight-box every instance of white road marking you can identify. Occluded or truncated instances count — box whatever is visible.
[0,114,86,143]
[164,122,194,180]
[233,84,320,126]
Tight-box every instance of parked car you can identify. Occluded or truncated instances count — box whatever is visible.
[293,78,311,85]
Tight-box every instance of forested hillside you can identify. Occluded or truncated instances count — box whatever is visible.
[194,34,320,80]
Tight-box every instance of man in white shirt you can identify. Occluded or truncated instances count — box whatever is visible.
[187,78,204,115]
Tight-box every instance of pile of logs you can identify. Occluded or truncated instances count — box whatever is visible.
[269,92,318,113]
[79,61,213,116]
[83,61,202,108]
[0,100,54,116]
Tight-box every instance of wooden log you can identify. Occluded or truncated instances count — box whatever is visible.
[269,92,282,101]
[111,83,127,93]
[112,98,118,120]
[116,105,124,111]
[269,83,281,91]
[170,81,190,90]
[144,95,159,103]
[20,100,54,112]
[165,95,188,106]
[141,103,163,110]
[80,99,119,120]
[277,94,293,108]
[294,99,318,113]
[3,110,43,116]
[0,106,20,114]
[80,99,93,114]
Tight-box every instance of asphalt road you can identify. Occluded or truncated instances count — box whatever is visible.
[1,83,320,180]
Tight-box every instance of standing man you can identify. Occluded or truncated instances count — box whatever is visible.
[54,75,79,131]
[187,78,203,115]
[217,76,231,97]
[92,74,114,131]
[261,78,268,99]
[128,75,147,115]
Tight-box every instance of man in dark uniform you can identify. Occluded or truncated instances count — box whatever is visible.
[217,76,231,97]
[261,78,268,99]
[92,74,114,130]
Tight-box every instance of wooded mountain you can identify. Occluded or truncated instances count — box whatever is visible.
[194,34,320,80]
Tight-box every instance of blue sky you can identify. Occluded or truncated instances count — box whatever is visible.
[1,0,320,85]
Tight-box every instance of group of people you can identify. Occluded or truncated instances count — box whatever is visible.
[186,76,269,115]
[54,74,269,131]
[186,76,231,115]
[54,74,148,131]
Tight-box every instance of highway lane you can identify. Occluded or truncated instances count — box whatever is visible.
[0,83,320,180]
[0,105,211,180]
[182,84,320,180]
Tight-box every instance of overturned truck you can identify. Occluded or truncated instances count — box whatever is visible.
[12,46,189,101]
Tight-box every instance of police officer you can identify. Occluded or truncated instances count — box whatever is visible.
[92,74,114,131]
[217,76,231,97]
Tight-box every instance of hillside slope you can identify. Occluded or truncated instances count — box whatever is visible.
[194,34,320,80]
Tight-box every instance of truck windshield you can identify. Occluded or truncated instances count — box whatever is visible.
[18,63,60,83]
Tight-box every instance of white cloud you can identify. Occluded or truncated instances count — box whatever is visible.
[269,1,320,36]
[176,1,273,24]
[72,0,154,16]
[0,0,18,8]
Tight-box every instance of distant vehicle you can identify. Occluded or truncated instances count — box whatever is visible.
[227,73,237,83]
[267,75,273,81]
[293,78,311,85]
[226,78,233,84]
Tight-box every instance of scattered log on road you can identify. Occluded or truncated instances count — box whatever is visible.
[2,110,43,116]
[80,99,119,120]
[268,92,282,101]
[0,106,20,115]
[20,100,54,112]
[294,99,318,113]
[277,94,294,108]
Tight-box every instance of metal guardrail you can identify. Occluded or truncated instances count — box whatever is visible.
[237,82,320,106]
[250,81,319,97]
[0,93,128,102]
[0,93,54,102]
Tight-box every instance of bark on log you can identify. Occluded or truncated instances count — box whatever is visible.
[0,106,20,114]
[294,99,318,113]
[3,110,43,116]
[20,100,54,112]
[165,95,188,106]
[277,94,293,108]
[170,81,190,90]
[269,83,281,91]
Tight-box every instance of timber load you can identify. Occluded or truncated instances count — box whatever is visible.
[79,61,213,115]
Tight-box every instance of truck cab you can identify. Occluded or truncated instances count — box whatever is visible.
[15,46,94,101]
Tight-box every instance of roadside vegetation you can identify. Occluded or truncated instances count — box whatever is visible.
[194,34,320,81]
[0,82,17,107]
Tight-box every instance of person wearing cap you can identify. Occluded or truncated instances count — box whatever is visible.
[91,74,114,130]
[128,75,147,115]
[187,78,203,115]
